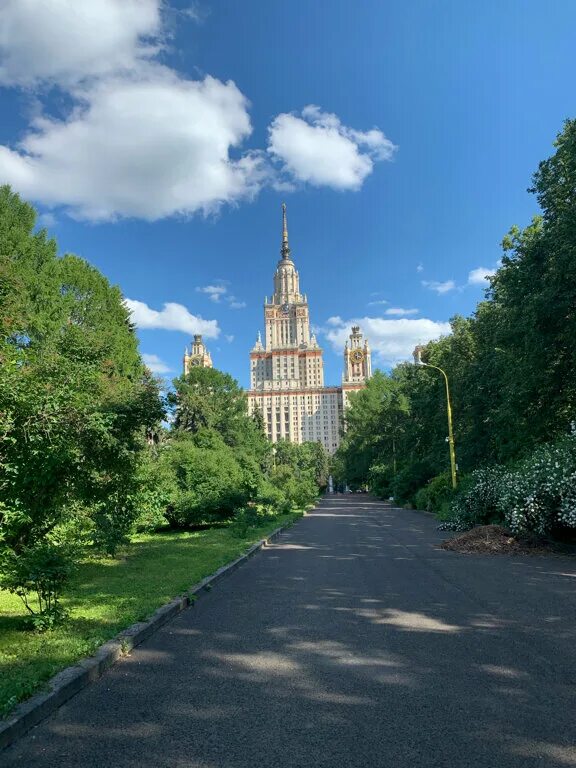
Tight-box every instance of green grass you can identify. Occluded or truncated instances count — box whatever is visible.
[0,513,300,718]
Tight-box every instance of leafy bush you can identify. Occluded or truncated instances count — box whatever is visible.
[0,542,75,630]
[270,465,317,510]
[443,434,576,537]
[166,437,249,527]
[414,472,455,512]
[502,435,576,535]
[391,461,435,506]
[368,463,393,499]
[132,448,175,532]
[447,466,508,530]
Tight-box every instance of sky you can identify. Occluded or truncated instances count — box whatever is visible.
[1,0,575,387]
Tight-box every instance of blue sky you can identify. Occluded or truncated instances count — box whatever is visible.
[1,0,575,387]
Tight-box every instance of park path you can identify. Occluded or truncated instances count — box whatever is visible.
[3,496,576,767]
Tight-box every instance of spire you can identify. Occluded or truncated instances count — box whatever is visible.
[281,202,290,259]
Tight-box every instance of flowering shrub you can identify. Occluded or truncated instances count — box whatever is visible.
[442,433,576,537]
[443,466,508,531]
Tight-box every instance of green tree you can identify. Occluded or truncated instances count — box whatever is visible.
[0,187,163,559]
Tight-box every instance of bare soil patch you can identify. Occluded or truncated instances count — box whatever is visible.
[441,524,572,555]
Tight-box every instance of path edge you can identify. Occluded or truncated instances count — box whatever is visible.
[0,519,296,751]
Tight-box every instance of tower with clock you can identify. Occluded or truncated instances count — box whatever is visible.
[247,204,370,453]
[183,334,213,375]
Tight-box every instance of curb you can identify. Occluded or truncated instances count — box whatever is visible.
[0,520,294,752]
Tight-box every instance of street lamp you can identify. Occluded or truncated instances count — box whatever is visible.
[412,346,457,489]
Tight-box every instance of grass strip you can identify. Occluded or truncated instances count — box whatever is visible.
[0,513,300,718]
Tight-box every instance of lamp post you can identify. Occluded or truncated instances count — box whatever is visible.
[413,346,457,489]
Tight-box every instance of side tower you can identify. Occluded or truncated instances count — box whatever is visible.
[341,325,371,409]
[183,334,213,374]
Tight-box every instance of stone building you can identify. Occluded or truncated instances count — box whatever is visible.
[247,204,370,453]
[183,334,212,375]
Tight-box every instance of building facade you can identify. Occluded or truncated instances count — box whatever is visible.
[247,204,371,453]
[183,334,213,375]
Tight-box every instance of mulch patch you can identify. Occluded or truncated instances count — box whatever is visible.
[440,524,573,555]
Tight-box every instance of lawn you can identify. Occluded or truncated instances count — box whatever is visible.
[0,513,300,718]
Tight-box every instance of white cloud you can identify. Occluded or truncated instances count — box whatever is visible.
[468,266,497,286]
[125,298,220,337]
[225,334,234,343]
[416,263,424,273]
[195,284,245,309]
[323,316,451,367]
[142,353,171,374]
[197,284,228,303]
[0,5,393,221]
[267,105,396,191]
[37,212,56,228]
[368,299,389,307]
[422,279,457,295]
[384,307,419,317]
[0,0,162,87]
[0,72,268,221]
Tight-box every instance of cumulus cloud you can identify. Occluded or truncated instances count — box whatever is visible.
[0,5,395,221]
[125,298,220,337]
[323,316,450,367]
[195,284,246,308]
[0,0,162,87]
[268,105,396,191]
[142,353,172,374]
[197,284,228,303]
[384,307,419,317]
[468,266,497,286]
[422,279,457,295]
[0,72,268,221]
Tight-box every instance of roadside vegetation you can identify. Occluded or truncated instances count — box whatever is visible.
[334,118,576,542]
[0,516,300,718]
[0,185,327,714]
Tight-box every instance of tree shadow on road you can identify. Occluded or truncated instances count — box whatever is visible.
[4,497,576,767]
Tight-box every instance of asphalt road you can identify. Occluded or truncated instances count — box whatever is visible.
[4,496,576,768]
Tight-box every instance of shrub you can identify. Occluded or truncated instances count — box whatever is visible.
[0,542,75,630]
[443,433,576,537]
[166,438,248,527]
[502,435,576,535]
[414,472,454,512]
[270,465,317,510]
[368,463,393,498]
[447,466,508,530]
[391,460,435,506]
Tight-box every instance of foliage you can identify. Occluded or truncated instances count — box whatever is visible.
[0,517,299,717]
[334,119,576,513]
[165,433,249,527]
[414,472,455,513]
[391,460,436,507]
[0,542,75,630]
[0,187,164,632]
[443,433,576,537]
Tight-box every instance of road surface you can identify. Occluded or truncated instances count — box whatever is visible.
[4,496,576,767]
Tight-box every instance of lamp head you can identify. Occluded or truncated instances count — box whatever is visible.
[413,345,424,365]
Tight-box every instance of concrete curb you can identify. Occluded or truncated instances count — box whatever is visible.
[0,520,294,752]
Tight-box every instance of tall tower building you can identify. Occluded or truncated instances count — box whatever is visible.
[342,325,372,409]
[247,204,370,453]
[183,334,212,375]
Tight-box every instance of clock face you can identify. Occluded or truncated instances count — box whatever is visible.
[281,303,290,315]
[351,349,364,364]
[191,357,202,366]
